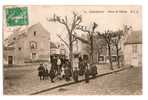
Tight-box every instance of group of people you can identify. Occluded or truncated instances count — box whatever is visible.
[37,55,98,83]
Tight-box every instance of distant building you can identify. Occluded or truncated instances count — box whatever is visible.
[124,31,142,67]
[94,37,120,64]
[50,42,59,55]
[4,23,50,65]
[72,33,119,63]
[50,42,67,57]
[76,28,142,67]
[73,33,90,60]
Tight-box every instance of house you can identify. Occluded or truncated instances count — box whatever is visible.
[88,34,122,64]
[72,33,121,63]
[124,31,142,67]
[95,41,119,64]
[50,42,59,55]
[50,42,66,55]
[73,33,90,60]
[3,23,50,65]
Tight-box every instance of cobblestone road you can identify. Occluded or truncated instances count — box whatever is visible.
[39,67,142,95]
[4,64,142,95]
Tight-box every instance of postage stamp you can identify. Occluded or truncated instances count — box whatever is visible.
[5,7,28,26]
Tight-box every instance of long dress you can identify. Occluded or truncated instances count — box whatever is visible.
[49,65,55,82]
[72,58,79,70]
[73,69,79,82]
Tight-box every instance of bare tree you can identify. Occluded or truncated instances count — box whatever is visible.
[97,30,114,70]
[94,36,107,64]
[56,33,69,48]
[111,30,123,68]
[47,12,82,67]
[75,22,98,64]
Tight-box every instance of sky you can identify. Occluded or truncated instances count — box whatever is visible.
[3,5,142,42]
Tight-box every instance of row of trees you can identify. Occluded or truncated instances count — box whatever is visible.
[97,30,123,70]
[47,12,124,70]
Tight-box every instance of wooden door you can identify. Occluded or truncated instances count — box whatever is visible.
[8,56,13,64]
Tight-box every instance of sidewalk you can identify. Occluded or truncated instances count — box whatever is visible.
[4,64,129,95]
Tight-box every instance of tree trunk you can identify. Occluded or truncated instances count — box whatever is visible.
[97,52,100,64]
[116,46,120,68]
[69,33,73,68]
[90,35,93,64]
[108,45,113,70]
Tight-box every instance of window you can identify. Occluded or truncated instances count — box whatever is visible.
[18,47,21,51]
[112,56,117,62]
[13,37,16,40]
[8,56,13,64]
[34,31,36,36]
[32,53,36,59]
[30,41,37,49]
[98,56,104,61]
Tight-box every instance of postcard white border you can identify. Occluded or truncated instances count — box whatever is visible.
[0,0,147,100]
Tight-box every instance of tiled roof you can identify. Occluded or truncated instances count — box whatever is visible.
[4,23,50,47]
[124,31,142,45]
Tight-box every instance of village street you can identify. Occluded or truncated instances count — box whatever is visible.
[3,64,142,95]
[40,67,142,95]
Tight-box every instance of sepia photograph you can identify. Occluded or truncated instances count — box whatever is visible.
[3,5,142,95]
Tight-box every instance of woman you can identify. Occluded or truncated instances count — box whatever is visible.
[38,64,45,80]
[64,61,71,81]
[73,67,79,82]
[49,64,56,83]
[84,61,90,83]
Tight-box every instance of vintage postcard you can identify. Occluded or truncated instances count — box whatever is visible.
[3,5,142,95]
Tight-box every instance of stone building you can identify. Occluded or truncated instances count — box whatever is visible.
[124,31,142,67]
[74,32,124,64]
[50,42,67,56]
[4,23,50,65]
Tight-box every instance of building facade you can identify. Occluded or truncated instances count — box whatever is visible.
[50,42,67,56]
[4,23,50,65]
[124,31,142,67]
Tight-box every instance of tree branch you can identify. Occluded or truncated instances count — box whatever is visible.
[71,12,82,32]
[47,14,71,34]
[72,32,90,44]
[56,33,69,49]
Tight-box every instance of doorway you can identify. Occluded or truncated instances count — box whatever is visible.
[31,53,37,60]
[8,56,13,64]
